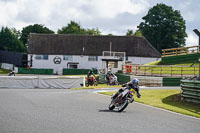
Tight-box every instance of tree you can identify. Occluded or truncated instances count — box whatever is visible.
[0,27,26,52]
[126,29,133,36]
[58,21,101,35]
[86,28,101,35]
[134,30,143,37]
[137,3,187,52]
[20,24,54,46]
[58,21,86,34]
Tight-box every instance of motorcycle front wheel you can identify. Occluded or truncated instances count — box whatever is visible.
[117,100,129,112]
[108,103,115,110]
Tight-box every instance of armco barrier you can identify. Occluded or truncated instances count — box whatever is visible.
[63,69,98,75]
[18,68,54,75]
[181,79,200,103]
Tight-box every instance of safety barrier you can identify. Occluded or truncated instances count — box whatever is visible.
[0,76,85,89]
[181,79,200,103]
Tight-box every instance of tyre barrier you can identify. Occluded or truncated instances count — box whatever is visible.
[181,79,200,103]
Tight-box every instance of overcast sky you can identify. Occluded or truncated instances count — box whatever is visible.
[0,0,199,46]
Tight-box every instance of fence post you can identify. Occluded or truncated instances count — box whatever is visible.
[171,66,172,77]
[160,66,162,76]
[181,66,183,77]
[136,65,138,75]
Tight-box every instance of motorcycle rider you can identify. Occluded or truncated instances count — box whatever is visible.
[112,78,141,100]
[106,69,112,84]
[87,69,96,83]
[8,71,15,76]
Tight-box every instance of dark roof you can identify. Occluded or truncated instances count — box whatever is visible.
[28,33,161,58]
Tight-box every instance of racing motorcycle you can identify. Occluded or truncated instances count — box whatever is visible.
[108,74,119,85]
[108,87,135,112]
[8,71,15,76]
[85,76,98,87]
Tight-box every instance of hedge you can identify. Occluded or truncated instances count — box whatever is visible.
[18,68,54,75]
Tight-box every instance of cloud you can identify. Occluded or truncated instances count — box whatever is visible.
[0,0,199,42]
[0,0,150,34]
[186,32,198,46]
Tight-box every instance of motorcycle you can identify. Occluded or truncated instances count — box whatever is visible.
[108,87,135,112]
[85,76,98,87]
[8,71,15,76]
[108,74,119,85]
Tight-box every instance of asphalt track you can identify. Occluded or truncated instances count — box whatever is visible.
[0,88,200,133]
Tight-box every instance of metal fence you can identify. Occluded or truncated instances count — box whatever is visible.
[122,64,200,77]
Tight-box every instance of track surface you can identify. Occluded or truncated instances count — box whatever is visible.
[0,89,200,133]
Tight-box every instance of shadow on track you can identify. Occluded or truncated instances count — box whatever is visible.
[98,109,126,113]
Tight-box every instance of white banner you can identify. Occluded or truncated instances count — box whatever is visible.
[1,63,14,70]
[0,76,85,89]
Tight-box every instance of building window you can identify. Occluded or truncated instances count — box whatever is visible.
[35,55,48,60]
[63,55,73,61]
[126,56,128,61]
[88,56,98,61]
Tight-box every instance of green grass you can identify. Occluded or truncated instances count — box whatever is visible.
[99,89,200,118]
[0,69,11,74]
[145,60,162,65]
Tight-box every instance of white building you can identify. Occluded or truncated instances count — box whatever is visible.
[28,34,161,73]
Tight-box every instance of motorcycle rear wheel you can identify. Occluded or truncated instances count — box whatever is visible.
[94,81,98,86]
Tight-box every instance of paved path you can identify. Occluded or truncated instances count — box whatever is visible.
[0,89,199,133]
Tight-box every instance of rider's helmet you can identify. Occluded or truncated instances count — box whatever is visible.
[89,69,93,73]
[132,78,139,85]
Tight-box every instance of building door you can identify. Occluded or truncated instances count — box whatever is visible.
[67,62,79,69]
[69,64,77,69]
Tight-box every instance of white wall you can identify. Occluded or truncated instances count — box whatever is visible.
[28,54,160,73]
[128,56,160,64]
[29,55,103,73]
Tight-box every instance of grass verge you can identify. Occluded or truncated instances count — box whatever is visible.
[0,69,10,74]
[99,89,200,118]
